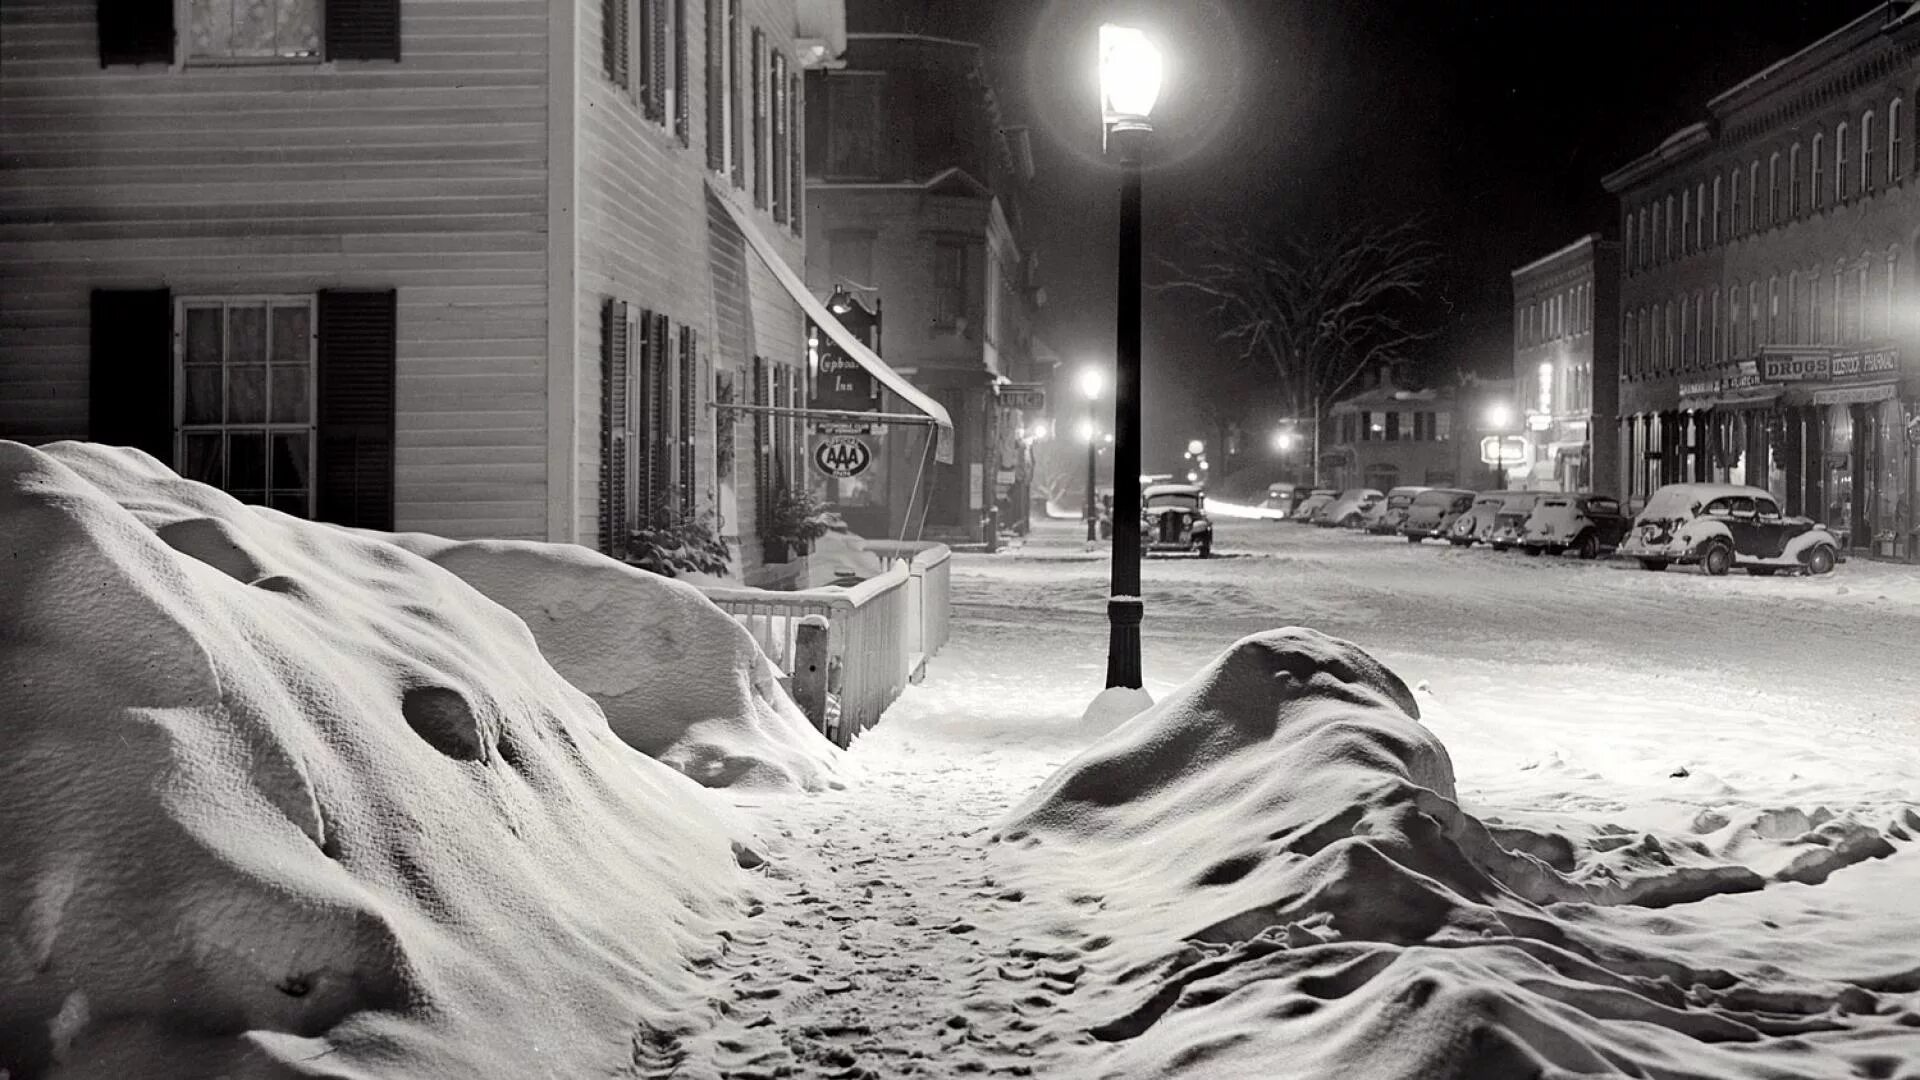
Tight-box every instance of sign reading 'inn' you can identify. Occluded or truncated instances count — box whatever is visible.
[1756,345,1902,384]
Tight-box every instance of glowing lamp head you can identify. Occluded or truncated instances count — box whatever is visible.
[1078,418,1098,444]
[1273,431,1296,452]
[1484,403,1513,430]
[1099,25,1163,130]
[1079,365,1104,400]
[1186,439,1204,456]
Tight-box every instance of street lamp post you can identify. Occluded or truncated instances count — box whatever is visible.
[1099,24,1161,690]
[1080,366,1105,542]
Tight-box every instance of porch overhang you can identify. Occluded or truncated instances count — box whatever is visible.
[708,178,954,463]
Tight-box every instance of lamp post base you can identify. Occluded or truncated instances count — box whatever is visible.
[1104,596,1144,689]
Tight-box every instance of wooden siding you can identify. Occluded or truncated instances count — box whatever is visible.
[0,0,551,540]
[572,0,807,564]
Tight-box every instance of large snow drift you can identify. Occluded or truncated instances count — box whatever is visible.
[377,533,842,792]
[0,443,755,1078]
[996,628,1920,1079]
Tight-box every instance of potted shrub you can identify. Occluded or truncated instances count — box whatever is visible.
[626,508,732,579]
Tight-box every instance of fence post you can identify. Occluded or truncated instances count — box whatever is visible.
[792,615,830,735]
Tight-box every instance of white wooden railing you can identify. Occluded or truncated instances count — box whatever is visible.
[697,542,949,747]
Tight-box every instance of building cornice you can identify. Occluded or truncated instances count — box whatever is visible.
[1602,123,1713,193]
[1511,234,1600,279]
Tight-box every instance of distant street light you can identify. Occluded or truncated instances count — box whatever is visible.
[1484,402,1513,430]
[1273,431,1296,452]
[1100,23,1161,690]
[1079,365,1105,401]
[1078,418,1098,443]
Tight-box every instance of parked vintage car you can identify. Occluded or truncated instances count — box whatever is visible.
[1446,491,1511,547]
[1142,484,1215,557]
[1520,493,1632,559]
[1399,488,1476,542]
[1616,483,1842,576]
[1313,487,1385,528]
[1484,492,1542,551]
[1289,488,1340,522]
[1367,486,1432,535]
[1261,483,1303,519]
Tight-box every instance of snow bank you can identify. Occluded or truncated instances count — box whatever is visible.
[0,442,754,1078]
[995,627,1920,1078]
[376,533,842,792]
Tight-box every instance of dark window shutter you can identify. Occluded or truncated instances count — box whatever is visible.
[674,0,691,146]
[97,0,172,66]
[89,288,173,464]
[604,0,630,88]
[751,29,767,208]
[705,0,724,170]
[678,327,697,516]
[600,299,631,556]
[316,289,397,531]
[648,312,672,518]
[790,73,804,235]
[728,0,743,189]
[326,0,400,61]
[752,354,768,530]
[644,0,667,122]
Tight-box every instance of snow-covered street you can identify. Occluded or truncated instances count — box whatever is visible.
[691,516,1920,1078]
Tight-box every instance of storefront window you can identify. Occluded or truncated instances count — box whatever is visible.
[1871,398,1905,557]
[1825,404,1854,540]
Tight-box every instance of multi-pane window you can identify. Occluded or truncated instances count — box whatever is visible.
[1812,133,1825,209]
[1692,289,1703,366]
[1767,152,1780,226]
[1679,295,1690,366]
[932,241,968,329]
[1789,144,1801,217]
[1694,182,1706,250]
[751,28,768,208]
[1837,122,1851,200]
[1747,280,1759,349]
[1891,98,1905,183]
[1709,288,1720,362]
[1623,312,1636,375]
[1768,276,1780,345]
[1730,284,1743,356]
[1747,161,1759,231]
[1728,169,1742,237]
[1681,189,1692,255]
[177,297,316,517]
[1664,193,1675,259]
[1650,202,1662,265]
[825,73,884,179]
[771,51,790,223]
[1864,110,1877,193]
[187,0,320,61]
[1711,174,1723,244]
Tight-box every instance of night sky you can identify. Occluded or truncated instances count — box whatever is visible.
[895,1,1852,473]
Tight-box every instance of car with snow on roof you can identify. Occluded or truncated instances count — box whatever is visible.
[1446,491,1511,546]
[1519,492,1630,559]
[1142,484,1215,557]
[1615,483,1842,576]
[1398,488,1476,543]
[1366,485,1432,535]
[1288,488,1339,522]
[1483,491,1542,551]
[1312,487,1385,528]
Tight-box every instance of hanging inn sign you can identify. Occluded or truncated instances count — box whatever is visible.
[810,288,881,435]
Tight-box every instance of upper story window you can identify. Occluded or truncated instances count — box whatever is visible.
[1728,167,1742,237]
[1767,152,1781,226]
[188,0,320,61]
[1863,110,1877,193]
[1680,189,1692,255]
[1711,174,1723,244]
[1891,97,1906,184]
[1837,121,1851,200]
[1788,144,1801,218]
[1746,160,1759,232]
[1651,201,1663,264]
[931,240,970,331]
[1694,181,1706,250]
[1664,192,1676,259]
[1637,206,1649,270]
[1729,283,1744,356]
[1811,133,1825,209]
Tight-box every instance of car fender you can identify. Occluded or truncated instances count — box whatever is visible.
[1780,527,1837,563]
[1679,519,1733,557]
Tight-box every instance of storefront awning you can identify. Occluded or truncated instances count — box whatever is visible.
[707,179,953,462]
[1679,389,1780,410]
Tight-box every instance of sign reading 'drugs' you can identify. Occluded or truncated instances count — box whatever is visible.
[813,435,872,478]
[1759,347,1901,383]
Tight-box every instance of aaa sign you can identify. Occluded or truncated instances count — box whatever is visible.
[813,435,873,478]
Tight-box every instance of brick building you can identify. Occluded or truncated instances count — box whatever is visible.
[1510,235,1621,493]
[803,2,1044,544]
[1320,368,1515,494]
[0,0,946,580]
[1603,3,1920,557]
